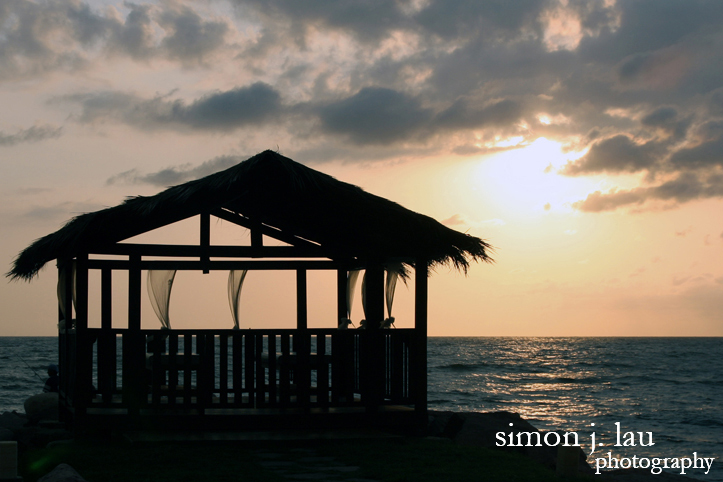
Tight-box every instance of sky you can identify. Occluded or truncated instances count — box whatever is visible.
[1,0,722,337]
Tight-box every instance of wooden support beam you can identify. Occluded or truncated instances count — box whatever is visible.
[101,268,112,330]
[296,269,307,330]
[74,253,90,414]
[88,243,333,258]
[361,263,385,412]
[61,260,74,325]
[58,260,74,416]
[200,211,210,273]
[128,255,141,331]
[213,208,321,249]
[250,219,263,250]
[86,259,346,271]
[99,268,114,402]
[75,254,88,331]
[337,269,347,324]
[125,254,144,415]
[363,265,385,330]
[414,258,429,425]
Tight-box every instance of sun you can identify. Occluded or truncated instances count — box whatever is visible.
[472,137,593,217]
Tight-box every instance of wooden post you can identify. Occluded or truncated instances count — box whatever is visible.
[200,212,210,273]
[128,255,141,332]
[74,253,90,419]
[250,218,263,253]
[364,266,384,329]
[99,268,114,402]
[296,269,310,409]
[361,264,385,412]
[296,269,307,330]
[334,269,353,403]
[124,254,144,415]
[414,258,429,428]
[101,269,112,329]
[337,269,347,323]
[58,260,74,419]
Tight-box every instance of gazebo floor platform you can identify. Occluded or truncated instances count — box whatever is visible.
[122,426,403,443]
[68,404,420,435]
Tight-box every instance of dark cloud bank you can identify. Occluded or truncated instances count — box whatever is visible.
[5,0,723,211]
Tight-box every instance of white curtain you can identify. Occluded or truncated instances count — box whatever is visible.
[147,270,176,329]
[339,270,361,329]
[360,270,368,322]
[57,262,76,320]
[347,270,361,318]
[382,264,402,328]
[228,270,248,329]
[385,265,401,319]
[360,266,400,328]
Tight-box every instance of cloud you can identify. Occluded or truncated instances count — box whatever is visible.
[572,172,723,212]
[157,6,229,64]
[107,3,155,60]
[414,0,548,40]
[5,0,723,212]
[107,155,245,187]
[179,83,282,130]
[0,124,63,146]
[229,0,411,44]
[434,99,523,130]
[641,106,690,140]
[0,1,232,81]
[669,130,723,170]
[317,87,432,145]
[441,214,505,229]
[63,84,526,144]
[562,134,663,175]
[61,83,283,131]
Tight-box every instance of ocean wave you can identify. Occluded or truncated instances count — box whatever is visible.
[677,418,723,428]
[436,363,486,370]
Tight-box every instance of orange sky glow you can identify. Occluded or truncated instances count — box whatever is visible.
[1,0,722,336]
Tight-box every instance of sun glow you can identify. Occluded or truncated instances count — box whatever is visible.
[472,137,593,216]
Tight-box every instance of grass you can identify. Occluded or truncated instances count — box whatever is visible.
[19,435,596,482]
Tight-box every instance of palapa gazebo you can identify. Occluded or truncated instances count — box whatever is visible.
[8,150,491,434]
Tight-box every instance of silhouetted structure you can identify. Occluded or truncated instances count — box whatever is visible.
[9,150,492,434]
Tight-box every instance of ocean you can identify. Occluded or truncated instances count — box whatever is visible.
[1,336,721,480]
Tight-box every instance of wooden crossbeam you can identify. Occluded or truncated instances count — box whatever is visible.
[212,208,321,249]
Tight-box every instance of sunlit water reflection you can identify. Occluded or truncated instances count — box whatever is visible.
[428,337,722,480]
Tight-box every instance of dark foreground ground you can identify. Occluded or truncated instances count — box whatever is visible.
[3,409,700,482]
[21,435,591,482]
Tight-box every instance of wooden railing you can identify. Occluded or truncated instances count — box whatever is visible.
[61,328,415,416]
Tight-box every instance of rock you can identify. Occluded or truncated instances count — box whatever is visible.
[24,393,59,423]
[37,464,86,482]
[14,425,73,450]
[0,412,28,432]
[429,410,540,448]
[428,410,592,474]
[603,468,700,481]
[427,411,455,437]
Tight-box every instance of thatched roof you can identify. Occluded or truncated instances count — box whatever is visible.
[8,150,492,280]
